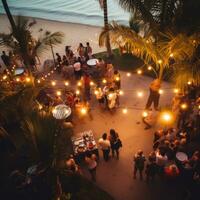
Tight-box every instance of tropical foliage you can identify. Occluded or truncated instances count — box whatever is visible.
[100,0,200,88]
[0,15,64,73]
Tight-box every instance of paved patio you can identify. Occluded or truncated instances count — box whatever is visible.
[70,71,187,200]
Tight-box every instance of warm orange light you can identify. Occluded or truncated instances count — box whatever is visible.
[80,107,87,115]
[94,90,99,95]
[137,69,142,75]
[115,77,120,81]
[56,91,61,96]
[173,88,179,93]
[76,90,80,95]
[159,89,164,94]
[38,104,43,110]
[187,81,192,85]
[3,75,7,80]
[51,81,56,86]
[102,79,107,84]
[64,81,69,86]
[16,78,20,82]
[26,77,31,82]
[77,81,82,86]
[126,72,131,77]
[119,90,124,95]
[137,91,143,97]
[37,79,41,83]
[122,108,128,114]
[148,66,152,70]
[161,112,173,123]
[169,53,174,58]
[142,111,148,117]
[181,103,187,110]
[158,59,163,64]
[90,81,94,86]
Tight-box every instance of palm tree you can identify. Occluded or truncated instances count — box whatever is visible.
[98,0,112,57]
[99,0,200,88]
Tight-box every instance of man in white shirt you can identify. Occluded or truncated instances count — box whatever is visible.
[98,133,111,161]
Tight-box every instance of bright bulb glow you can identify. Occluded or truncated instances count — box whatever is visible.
[119,90,124,95]
[38,105,43,110]
[148,66,152,70]
[90,81,94,86]
[137,70,142,75]
[51,81,56,86]
[115,77,120,81]
[181,103,187,110]
[122,108,128,114]
[16,78,20,82]
[37,79,41,83]
[137,91,143,97]
[102,79,107,84]
[142,111,148,117]
[126,72,131,77]
[45,75,47,78]
[3,75,7,80]
[108,93,113,98]
[187,81,192,85]
[51,70,54,74]
[94,90,99,95]
[77,81,82,86]
[173,88,179,93]
[169,53,174,57]
[56,91,61,96]
[160,111,173,124]
[80,107,87,115]
[159,89,164,94]
[162,113,171,121]
[158,59,162,64]
[64,81,69,86]
[48,73,50,76]
[26,77,31,82]
[76,90,80,95]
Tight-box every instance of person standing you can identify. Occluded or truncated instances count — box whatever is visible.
[85,42,92,59]
[85,153,97,181]
[1,51,10,68]
[145,158,157,182]
[77,43,85,57]
[109,129,122,159]
[145,79,161,110]
[133,150,146,180]
[98,133,111,161]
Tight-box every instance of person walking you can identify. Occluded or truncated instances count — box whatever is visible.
[85,153,97,181]
[109,129,122,159]
[145,158,157,182]
[145,79,161,111]
[133,150,146,180]
[98,133,111,161]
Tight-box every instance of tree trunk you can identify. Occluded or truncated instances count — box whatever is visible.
[2,0,17,31]
[103,0,112,57]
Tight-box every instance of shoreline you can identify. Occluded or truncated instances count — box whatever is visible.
[0,14,106,70]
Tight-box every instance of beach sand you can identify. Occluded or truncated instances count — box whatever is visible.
[0,14,105,69]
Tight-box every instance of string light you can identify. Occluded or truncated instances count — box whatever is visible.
[187,81,192,85]
[94,90,99,95]
[158,59,163,64]
[137,91,143,97]
[45,75,47,78]
[161,112,173,123]
[77,81,82,86]
[90,81,94,86]
[16,78,20,82]
[76,89,80,95]
[142,111,148,117]
[64,81,69,86]
[3,75,7,80]
[169,53,174,58]
[173,88,179,94]
[119,90,124,95]
[80,107,87,115]
[38,104,43,110]
[51,81,56,86]
[137,69,142,75]
[159,89,164,94]
[122,108,128,114]
[148,66,152,70]
[56,91,61,96]
[102,79,107,84]
[48,73,51,76]
[37,79,41,84]
[181,103,187,110]
[26,77,31,82]
[126,72,131,77]
[115,77,120,81]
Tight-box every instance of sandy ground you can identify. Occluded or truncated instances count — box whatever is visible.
[0,14,105,70]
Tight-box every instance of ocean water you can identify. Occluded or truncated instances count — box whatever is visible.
[0,0,130,26]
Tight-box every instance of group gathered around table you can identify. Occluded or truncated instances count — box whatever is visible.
[1,42,200,190]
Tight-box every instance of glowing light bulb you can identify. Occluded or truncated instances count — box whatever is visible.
[126,72,131,77]
[158,59,162,64]
[122,108,128,114]
[142,111,148,117]
[77,81,82,86]
[148,66,152,70]
[38,105,43,110]
[37,79,41,83]
[137,91,143,97]
[26,77,31,82]
[181,103,187,110]
[137,69,142,75]
[173,88,179,93]
[159,89,163,94]
[119,90,124,95]
[56,91,61,96]
[169,53,174,58]
[45,75,47,78]
[162,113,171,121]
[90,81,94,86]
[115,77,120,81]
[48,73,51,76]
[3,75,7,80]
[80,107,87,115]
[76,90,80,95]
[16,78,20,82]
[51,81,56,86]
[187,81,192,85]
[51,70,54,74]
[102,79,107,84]
[94,90,99,95]
[64,81,69,86]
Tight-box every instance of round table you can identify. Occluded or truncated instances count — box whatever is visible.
[87,59,98,66]
[52,104,71,120]
[176,152,188,162]
[14,67,25,76]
